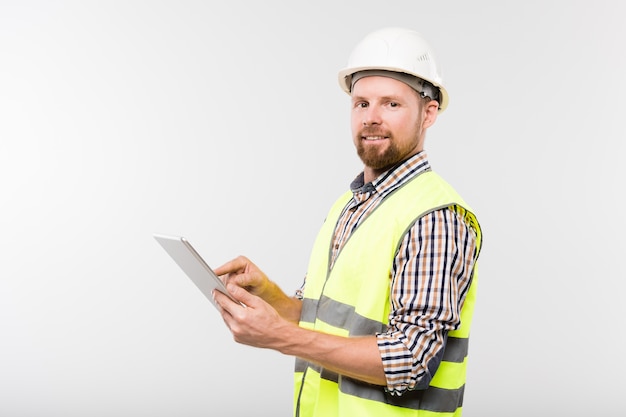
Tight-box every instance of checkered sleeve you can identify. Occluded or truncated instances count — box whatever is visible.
[377,206,479,395]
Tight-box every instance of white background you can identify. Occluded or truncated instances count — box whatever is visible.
[1,1,624,416]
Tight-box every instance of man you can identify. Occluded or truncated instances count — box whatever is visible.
[213,27,482,417]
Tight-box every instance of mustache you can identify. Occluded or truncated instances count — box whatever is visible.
[358,128,390,137]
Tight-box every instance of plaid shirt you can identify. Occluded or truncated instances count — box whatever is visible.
[304,151,479,395]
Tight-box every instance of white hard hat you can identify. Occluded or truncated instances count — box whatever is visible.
[338,27,449,113]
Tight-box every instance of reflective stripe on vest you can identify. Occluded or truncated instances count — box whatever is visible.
[294,170,482,417]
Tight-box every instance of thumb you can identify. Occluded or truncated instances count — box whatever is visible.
[227,283,257,307]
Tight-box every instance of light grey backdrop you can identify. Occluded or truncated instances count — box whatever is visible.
[1,1,623,416]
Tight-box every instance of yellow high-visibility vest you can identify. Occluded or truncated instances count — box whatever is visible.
[295,170,482,417]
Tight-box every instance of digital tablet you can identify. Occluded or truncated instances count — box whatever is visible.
[153,234,242,309]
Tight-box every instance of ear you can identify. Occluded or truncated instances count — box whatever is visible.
[422,100,439,129]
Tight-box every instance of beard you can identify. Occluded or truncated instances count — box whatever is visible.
[355,139,404,170]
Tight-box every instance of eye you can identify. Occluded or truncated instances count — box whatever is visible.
[355,102,368,109]
[388,102,399,108]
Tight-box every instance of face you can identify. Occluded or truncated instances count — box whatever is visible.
[350,75,437,182]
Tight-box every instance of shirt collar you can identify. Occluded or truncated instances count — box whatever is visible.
[350,151,432,195]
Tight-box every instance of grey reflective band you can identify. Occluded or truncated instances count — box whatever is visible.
[341,377,464,413]
[442,336,469,363]
[300,295,386,336]
[295,358,340,384]
[295,359,464,413]
[301,296,469,363]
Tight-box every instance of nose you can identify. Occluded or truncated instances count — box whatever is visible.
[363,105,381,126]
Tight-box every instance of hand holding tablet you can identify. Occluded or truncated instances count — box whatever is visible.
[153,234,244,309]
